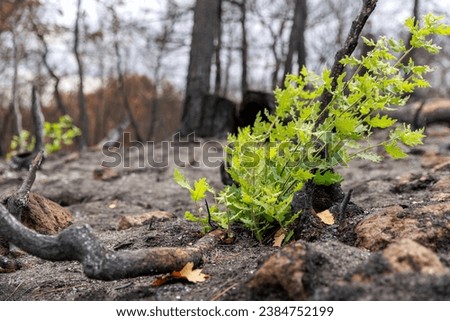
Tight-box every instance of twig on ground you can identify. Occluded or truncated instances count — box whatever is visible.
[5,280,25,301]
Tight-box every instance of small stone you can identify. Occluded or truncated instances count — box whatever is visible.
[382,239,448,275]
[355,203,449,252]
[93,167,120,181]
[246,243,307,300]
[117,211,174,230]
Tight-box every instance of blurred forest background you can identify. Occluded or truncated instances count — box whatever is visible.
[0,0,449,155]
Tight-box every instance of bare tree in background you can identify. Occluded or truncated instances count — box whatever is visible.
[0,1,26,155]
[405,0,420,73]
[74,0,89,147]
[9,22,22,137]
[238,0,248,96]
[251,0,293,88]
[220,1,241,97]
[2,1,34,138]
[32,22,68,116]
[147,0,180,140]
[180,0,221,136]
[284,0,308,78]
[108,4,143,142]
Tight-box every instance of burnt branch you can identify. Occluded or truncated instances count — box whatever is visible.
[18,151,43,196]
[317,0,378,125]
[0,203,223,280]
[338,189,353,224]
[7,151,43,219]
[31,85,45,154]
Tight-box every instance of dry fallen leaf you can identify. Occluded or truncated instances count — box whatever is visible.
[273,228,286,247]
[317,209,335,225]
[151,262,209,287]
[173,262,209,283]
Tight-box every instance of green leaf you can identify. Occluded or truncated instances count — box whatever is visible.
[362,36,376,47]
[292,168,314,182]
[190,178,210,201]
[399,126,425,146]
[366,114,397,128]
[358,151,382,163]
[340,55,361,67]
[313,171,343,186]
[173,168,192,191]
[384,141,408,159]
[335,115,359,135]
[184,211,199,222]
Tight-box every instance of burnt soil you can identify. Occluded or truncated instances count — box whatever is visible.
[1,125,450,301]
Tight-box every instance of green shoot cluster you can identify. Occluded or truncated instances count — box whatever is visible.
[9,115,81,157]
[175,14,450,241]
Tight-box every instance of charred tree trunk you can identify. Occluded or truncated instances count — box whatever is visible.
[0,110,13,157]
[214,0,223,95]
[10,26,22,137]
[222,42,233,97]
[240,0,248,96]
[284,0,308,77]
[180,0,221,136]
[31,84,45,154]
[74,0,90,148]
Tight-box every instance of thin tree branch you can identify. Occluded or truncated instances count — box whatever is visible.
[32,21,69,116]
